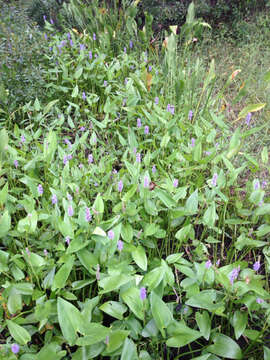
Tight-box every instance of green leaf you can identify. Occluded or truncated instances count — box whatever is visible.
[186,290,221,312]
[7,288,22,314]
[76,323,110,346]
[121,338,138,360]
[6,320,31,345]
[93,193,104,214]
[121,223,133,243]
[99,301,127,320]
[237,103,266,120]
[195,311,211,340]
[155,188,177,208]
[123,185,138,202]
[52,256,74,290]
[254,204,270,216]
[43,99,59,115]
[121,287,144,320]
[264,346,270,360]
[185,189,198,214]
[132,246,147,271]
[207,334,243,359]
[203,203,217,228]
[175,224,193,244]
[227,128,241,159]
[103,330,129,354]
[150,292,173,338]
[261,146,268,164]
[0,210,11,237]
[0,128,8,153]
[0,182,8,206]
[166,320,201,347]
[99,273,132,293]
[71,84,79,98]
[74,67,83,79]
[57,297,82,345]
[0,250,9,272]
[232,310,247,340]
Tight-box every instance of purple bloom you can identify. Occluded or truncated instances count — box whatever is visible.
[37,184,43,195]
[85,207,92,222]
[173,179,178,188]
[50,18,54,25]
[167,104,175,115]
[216,259,221,267]
[93,33,96,41]
[205,151,211,156]
[191,138,195,147]
[68,205,74,217]
[136,153,141,163]
[137,118,142,128]
[129,40,133,48]
[133,147,137,154]
[144,125,149,135]
[262,180,267,189]
[67,154,72,161]
[51,194,58,205]
[245,112,252,126]
[49,46,52,52]
[70,40,73,47]
[229,265,240,285]
[80,126,85,132]
[96,263,100,280]
[205,260,212,269]
[82,92,86,101]
[43,15,46,21]
[88,154,93,164]
[253,261,260,272]
[67,193,73,201]
[211,173,218,187]
[148,65,152,72]
[21,135,25,143]
[104,80,108,86]
[124,78,128,85]
[89,51,92,59]
[122,98,127,106]
[256,298,264,304]
[94,182,98,187]
[140,287,147,300]
[44,249,48,256]
[188,110,193,120]
[152,165,156,173]
[117,240,123,252]
[65,236,70,245]
[154,96,159,105]
[67,32,71,40]
[25,247,30,255]
[118,180,123,193]
[144,176,150,188]
[80,43,85,51]
[63,155,68,165]
[108,230,114,240]
[11,344,20,354]
[79,163,83,169]
[124,47,127,53]
[44,33,48,41]
[64,138,72,149]
[254,181,260,190]
[14,159,18,168]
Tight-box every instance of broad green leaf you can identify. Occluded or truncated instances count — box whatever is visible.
[7,288,22,314]
[120,338,138,360]
[254,204,270,216]
[185,189,198,214]
[142,266,164,291]
[121,287,144,320]
[261,146,268,164]
[57,297,82,345]
[264,346,270,360]
[6,320,31,345]
[155,188,177,208]
[93,193,104,214]
[71,84,79,98]
[122,185,138,202]
[141,319,159,338]
[103,330,129,354]
[52,256,74,290]
[99,301,127,320]
[99,273,132,293]
[36,343,66,360]
[77,249,98,272]
[43,99,59,115]
[76,323,110,346]
[237,103,266,120]
[207,334,242,359]
[150,292,173,338]
[27,251,46,267]
[0,182,8,206]
[132,246,147,271]
[166,320,201,347]
[175,224,193,243]
[203,203,217,228]
[232,310,247,340]
[43,130,57,164]
[0,250,9,272]
[121,223,133,243]
[74,67,83,79]
[0,210,11,237]
[186,290,221,312]
[227,128,241,159]
[0,128,8,153]
[195,311,211,340]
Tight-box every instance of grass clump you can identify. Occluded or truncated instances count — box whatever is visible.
[0,1,270,359]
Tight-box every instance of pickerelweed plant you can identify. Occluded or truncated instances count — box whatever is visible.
[0,2,270,359]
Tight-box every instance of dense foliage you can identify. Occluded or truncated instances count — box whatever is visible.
[0,1,270,359]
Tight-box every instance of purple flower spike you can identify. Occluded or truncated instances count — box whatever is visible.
[254,181,260,190]
[93,33,96,41]
[118,180,123,193]
[89,51,92,59]
[140,287,147,300]
[104,80,108,87]
[253,260,260,272]
[108,230,114,240]
[148,65,152,72]
[14,160,18,168]
[117,240,123,252]
[136,153,141,163]
[85,207,92,222]
[124,47,127,53]
[44,249,48,256]
[154,96,159,105]
[63,155,68,165]
[43,15,46,21]
[167,104,175,115]
[256,298,264,304]
[21,135,25,143]
[129,40,133,48]
[11,344,20,354]
[229,265,240,285]
[50,18,54,25]
[80,43,85,51]
[152,165,156,173]
[144,176,150,188]
[67,154,72,161]
[188,110,193,120]
[211,173,218,187]
[67,32,71,40]
[67,193,73,201]
[262,180,267,189]
[191,138,195,147]
[173,179,178,188]
[38,184,43,195]
[51,194,57,205]
[88,154,93,164]
[245,112,252,126]
[205,260,212,269]
[44,33,48,41]
[68,205,74,217]
[137,118,142,128]
[82,92,86,101]
[70,40,73,47]
[144,125,149,135]
[65,236,70,245]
